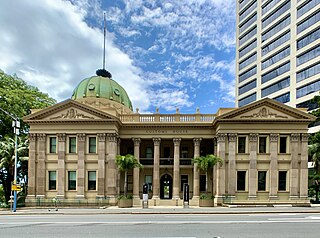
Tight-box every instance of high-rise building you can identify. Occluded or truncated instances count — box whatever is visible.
[235,0,320,132]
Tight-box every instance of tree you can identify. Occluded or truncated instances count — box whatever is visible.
[192,154,223,194]
[115,154,143,197]
[0,70,56,204]
[0,136,28,204]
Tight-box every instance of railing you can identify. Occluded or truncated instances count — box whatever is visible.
[119,113,215,123]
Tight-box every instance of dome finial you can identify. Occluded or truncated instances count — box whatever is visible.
[96,69,112,78]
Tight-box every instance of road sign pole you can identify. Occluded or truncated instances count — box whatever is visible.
[13,121,19,212]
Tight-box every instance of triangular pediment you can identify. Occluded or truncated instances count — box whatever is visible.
[24,99,119,122]
[215,98,316,122]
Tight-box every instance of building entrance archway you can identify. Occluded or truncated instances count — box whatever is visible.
[160,174,172,199]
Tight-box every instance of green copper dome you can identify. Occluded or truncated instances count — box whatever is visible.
[71,72,133,111]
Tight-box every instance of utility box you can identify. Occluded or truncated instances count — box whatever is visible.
[142,184,148,208]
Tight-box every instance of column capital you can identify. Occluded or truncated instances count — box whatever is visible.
[37,133,46,141]
[269,133,278,142]
[193,137,202,146]
[29,133,37,142]
[107,133,118,142]
[97,133,106,142]
[217,133,227,142]
[58,133,66,142]
[77,133,86,142]
[132,138,141,146]
[228,133,237,142]
[153,137,161,145]
[173,138,181,146]
[301,133,309,142]
[249,133,258,142]
[290,133,300,142]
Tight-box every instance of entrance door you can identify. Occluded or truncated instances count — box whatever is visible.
[160,174,173,199]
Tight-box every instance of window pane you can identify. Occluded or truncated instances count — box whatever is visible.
[68,171,76,190]
[237,171,246,191]
[280,137,287,153]
[238,137,246,153]
[262,46,290,70]
[49,171,56,190]
[296,44,320,66]
[296,62,320,83]
[296,80,320,98]
[259,137,267,153]
[180,175,188,191]
[239,13,257,34]
[261,77,290,97]
[239,26,257,47]
[258,171,267,191]
[200,175,206,192]
[239,52,257,71]
[297,0,320,18]
[89,137,96,153]
[262,0,290,29]
[239,66,257,83]
[278,171,287,191]
[262,0,282,15]
[239,39,257,59]
[88,171,96,190]
[69,137,77,153]
[239,79,257,95]
[239,1,257,22]
[262,61,290,84]
[297,10,320,34]
[50,137,57,153]
[273,92,290,103]
[145,175,153,192]
[238,93,256,107]
[262,15,290,42]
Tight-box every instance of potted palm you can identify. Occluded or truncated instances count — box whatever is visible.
[192,154,223,207]
[116,154,143,208]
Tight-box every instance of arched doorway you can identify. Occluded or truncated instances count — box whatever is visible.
[160,174,173,199]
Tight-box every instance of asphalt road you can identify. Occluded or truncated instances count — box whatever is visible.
[1,213,320,238]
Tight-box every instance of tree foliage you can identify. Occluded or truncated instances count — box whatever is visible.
[116,154,143,197]
[192,154,223,194]
[0,70,56,204]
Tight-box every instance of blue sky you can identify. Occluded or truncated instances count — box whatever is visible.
[0,0,236,114]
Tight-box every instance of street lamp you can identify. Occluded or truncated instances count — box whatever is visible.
[0,107,20,212]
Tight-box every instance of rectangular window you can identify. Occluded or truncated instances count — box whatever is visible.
[239,0,252,10]
[237,171,246,191]
[296,62,320,83]
[49,171,56,190]
[262,15,290,42]
[238,79,256,96]
[278,171,287,191]
[164,147,171,158]
[181,146,189,158]
[273,92,290,104]
[279,137,287,153]
[239,13,257,34]
[127,175,133,192]
[146,147,153,158]
[200,175,206,192]
[262,0,282,15]
[297,27,320,50]
[239,1,257,22]
[239,52,257,71]
[259,137,267,153]
[238,137,246,153]
[262,61,290,84]
[239,39,257,59]
[297,0,320,18]
[261,77,290,97]
[238,93,256,107]
[88,137,96,153]
[296,99,319,111]
[296,80,320,98]
[262,31,290,57]
[262,46,290,70]
[297,10,320,34]
[69,137,77,153]
[258,171,267,191]
[296,44,320,66]
[88,171,96,190]
[262,0,290,29]
[239,26,257,46]
[239,66,257,83]
[180,175,188,192]
[68,171,76,190]
[49,137,57,153]
[145,175,153,192]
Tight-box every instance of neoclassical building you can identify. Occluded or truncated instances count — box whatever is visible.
[24,71,315,206]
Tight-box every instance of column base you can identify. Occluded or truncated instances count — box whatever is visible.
[248,195,257,200]
[269,195,278,200]
[289,195,299,200]
[214,195,224,205]
[190,196,199,206]
[133,197,141,206]
[151,196,160,206]
[107,195,117,205]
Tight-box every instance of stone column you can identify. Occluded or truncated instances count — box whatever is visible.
[228,133,237,198]
[248,133,258,200]
[106,133,118,204]
[212,137,217,195]
[36,133,46,198]
[117,138,121,196]
[76,133,86,199]
[290,133,300,200]
[132,138,141,200]
[27,134,37,201]
[57,133,66,199]
[300,134,309,199]
[173,138,181,199]
[269,133,278,200]
[152,138,161,199]
[215,133,227,204]
[97,133,106,199]
[192,138,202,199]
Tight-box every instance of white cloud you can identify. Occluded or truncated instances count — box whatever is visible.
[0,0,151,111]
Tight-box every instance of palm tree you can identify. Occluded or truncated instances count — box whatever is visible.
[0,135,28,204]
[115,154,143,197]
[192,154,223,195]
[308,142,320,203]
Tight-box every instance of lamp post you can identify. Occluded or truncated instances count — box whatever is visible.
[0,107,20,212]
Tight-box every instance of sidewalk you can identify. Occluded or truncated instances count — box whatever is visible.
[1,205,320,215]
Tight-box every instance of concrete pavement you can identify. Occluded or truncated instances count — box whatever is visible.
[1,204,320,215]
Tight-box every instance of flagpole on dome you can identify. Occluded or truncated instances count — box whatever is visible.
[96,12,112,78]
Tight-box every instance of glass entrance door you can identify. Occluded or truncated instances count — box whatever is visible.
[160,174,172,199]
